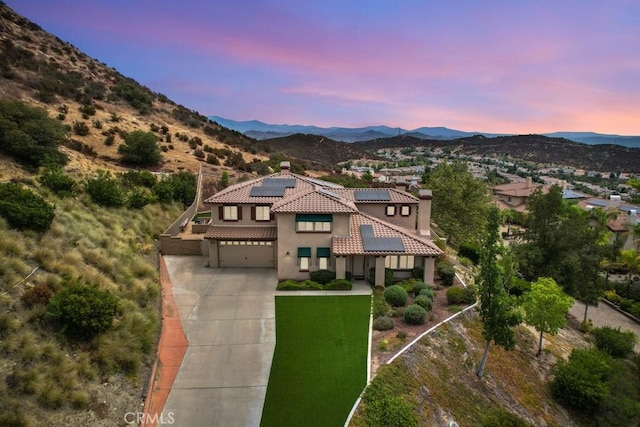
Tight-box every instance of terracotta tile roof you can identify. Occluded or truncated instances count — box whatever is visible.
[203,172,315,204]
[492,182,547,198]
[205,226,277,240]
[491,199,529,213]
[333,212,443,256]
[330,188,419,204]
[271,188,358,213]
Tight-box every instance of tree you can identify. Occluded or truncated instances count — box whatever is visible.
[619,249,640,298]
[423,161,489,245]
[220,171,229,188]
[117,130,162,167]
[476,207,522,378]
[522,277,574,356]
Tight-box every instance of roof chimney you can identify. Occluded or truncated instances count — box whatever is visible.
[418,189,432,238]
[280,161,291,171]
[609,195,621,208]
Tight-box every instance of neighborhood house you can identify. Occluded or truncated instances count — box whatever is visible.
[202,162,443,285]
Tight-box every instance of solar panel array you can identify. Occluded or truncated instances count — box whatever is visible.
[359,225,405,252]
[354,189,391,201]
[318,188,341,200]
[249,186,286,197]
[263,178,296,188]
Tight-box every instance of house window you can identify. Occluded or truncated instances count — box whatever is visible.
[255,205,270,221]
[222,205,238,221]
[400,205,411,216]
[507,196,512,203]
[385,255,414,269]
[317,247,330,269]
[295,214,332,232]
[386,205,396,216]
[298,247,311,271]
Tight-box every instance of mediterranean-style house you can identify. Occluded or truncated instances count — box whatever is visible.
[491,177,547,212]
[201,162,443,285]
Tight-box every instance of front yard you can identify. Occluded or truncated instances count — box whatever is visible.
[260,295,371,427]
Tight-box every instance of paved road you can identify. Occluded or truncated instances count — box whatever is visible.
[162,256,277,427]
[570,300,640,352]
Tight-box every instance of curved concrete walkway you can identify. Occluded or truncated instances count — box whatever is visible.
[162,256,277,426]
[570,300,640,352]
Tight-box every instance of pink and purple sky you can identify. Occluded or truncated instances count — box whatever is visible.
[6,0,640,134]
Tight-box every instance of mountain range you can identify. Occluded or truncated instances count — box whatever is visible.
[209,116,640,148]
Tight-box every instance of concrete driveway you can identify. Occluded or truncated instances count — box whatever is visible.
[162,256,277,426]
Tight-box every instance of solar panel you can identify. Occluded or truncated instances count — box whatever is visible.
[249,186,286,197]
[263,178,296,188]
[354,189,391,201]
[318,188,341,200]
[587,199,607,207]
[359,225,405,252]
[306,177,343,189]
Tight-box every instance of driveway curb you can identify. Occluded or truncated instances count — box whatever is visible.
[141,255,188,427]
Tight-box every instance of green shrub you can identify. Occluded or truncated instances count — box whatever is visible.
[404,304,427,325]
[373,291,392,318]
[462,285,478,304]
[310,270,336,285]
[603,290,622,304]
[276,280,323,290]
[38,167,76,196]
[412,281,428,296]
[592,326,637,358]
[410,266,424,279]
[85,173,125,207]
[47,281,119,340]
[437,262,455,286]
[384,285,408,307]
[325,279,352,290]
[0,183,55,232]
[126,188,157,209]
[458,243,480,265]
[419,288,435,300]
[414,296,432,311]
[395,279,416,293]
[458,256,473,267]
[551,348,612,410]
[118,130,162,167]
[120,170,157,188]
[446,287,464,305]
[373,316,395,331]
[72,120,89,136]
[508,277,531,296]
[364,395,418,427]
[620,299,633,312]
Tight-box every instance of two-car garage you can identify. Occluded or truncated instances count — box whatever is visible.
[217,240,275,268]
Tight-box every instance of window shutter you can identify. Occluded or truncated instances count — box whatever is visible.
[251,206,256,221]
[270,212,275,221]
[237,205,242,220]
[218,205,223,220]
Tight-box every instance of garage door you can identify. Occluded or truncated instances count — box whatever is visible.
[218,241,275,268]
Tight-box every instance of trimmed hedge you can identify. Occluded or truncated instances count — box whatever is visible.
[412,281,428,296]
[384,285,408,307]
[310,270,336,285]
[373,316,395,331]
[414,296,432,311]
[419,288,435,300]
[404,304,427,325]
[325,279,352,290]
[411,266,424,279]
[276,280,323,290]
[437,262,455,286]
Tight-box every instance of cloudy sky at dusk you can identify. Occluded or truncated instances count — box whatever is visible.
[6,1,640,134]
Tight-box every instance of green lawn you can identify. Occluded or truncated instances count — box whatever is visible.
[261,295,371,427]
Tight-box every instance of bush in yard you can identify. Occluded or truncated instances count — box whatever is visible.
[404,304,427,325]
[414,295,432,311]
[462,284,478,304]
[47,282,118,340]
[592,326,637,358]
[412,281,428,296]
[446,287,465,305]
[373,316,395,331]
[276,280,323,290]
[310,269,336,285]
[437,262,455,286]
[325,279,352,290]
[410,266,424,279]
[373,291,392,318]
[419,288,435,301]
[0,183,55,232]
[603,290,622,305]
[384,285,408,307]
